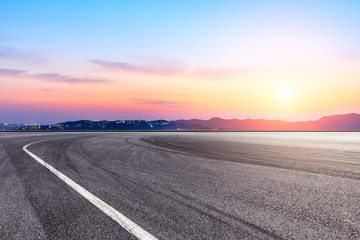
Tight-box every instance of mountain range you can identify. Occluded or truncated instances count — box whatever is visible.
[13,113,360,131]
[177,113,360,130]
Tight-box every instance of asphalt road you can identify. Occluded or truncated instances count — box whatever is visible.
[0,132,360,239]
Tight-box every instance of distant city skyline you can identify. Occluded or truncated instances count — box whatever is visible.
[1,1,360,123]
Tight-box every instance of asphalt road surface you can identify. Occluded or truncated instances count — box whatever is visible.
[1,132,360,239]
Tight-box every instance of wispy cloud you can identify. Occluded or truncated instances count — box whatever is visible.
[194,67,246,76]
[0,68,26,76]
[132,99,179,105]
[0,68,111,84]
[167,105,184,109]
[91,57,250,80]
[40,88,55,92]
[32,73,110,84]
[192,67,248,80]
[0,47,43,63]
[131,98,186,108]
[91,58,187,75]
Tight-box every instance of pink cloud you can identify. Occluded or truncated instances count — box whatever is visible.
[91,59,187,75]
[91,58,251,80]
[131,98,187,108]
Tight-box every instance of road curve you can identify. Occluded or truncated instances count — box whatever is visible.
[1,132,360,239]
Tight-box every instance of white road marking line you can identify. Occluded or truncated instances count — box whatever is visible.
[23,140,158,240]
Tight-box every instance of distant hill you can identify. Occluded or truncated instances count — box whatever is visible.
[177,113,360,130]
[16,113,360,131]
[19,120,211,131]
[311,113,360,130]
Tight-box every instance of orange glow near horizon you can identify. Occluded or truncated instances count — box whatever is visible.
[2,64,360,123]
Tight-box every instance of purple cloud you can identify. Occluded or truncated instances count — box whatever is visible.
[167,105,184,109]
[131,98,186,108]
[31,73,110,84]
[91,58,252,80]
[91,59,187,75]
[40,88,55,91]
[0,68,26,76]
[0,68,111,84]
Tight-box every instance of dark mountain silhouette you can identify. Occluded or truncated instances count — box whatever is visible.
[17,113,360,131]
[177,113,360,130]
[19,120,211,131]
[312,113,360,130]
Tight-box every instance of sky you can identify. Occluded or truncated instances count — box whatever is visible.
[1,0,360,123]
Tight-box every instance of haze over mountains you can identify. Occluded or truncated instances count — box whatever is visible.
[177,113,360,130]
[8,113,360,131]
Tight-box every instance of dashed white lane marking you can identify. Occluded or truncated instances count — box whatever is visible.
[23,140,158,240]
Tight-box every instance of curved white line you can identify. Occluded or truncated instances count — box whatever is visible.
[23,139,158,240]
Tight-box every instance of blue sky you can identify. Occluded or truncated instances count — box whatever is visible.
[3,0,358,64]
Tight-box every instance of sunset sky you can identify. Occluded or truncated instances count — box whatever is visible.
[1,1,360,123]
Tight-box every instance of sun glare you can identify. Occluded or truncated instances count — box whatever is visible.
[279,87,291,99]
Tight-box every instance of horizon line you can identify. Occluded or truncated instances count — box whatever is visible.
[2,112,359,125]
